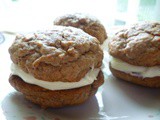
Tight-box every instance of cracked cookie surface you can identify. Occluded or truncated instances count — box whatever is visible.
[109,22,160,66]
[54,13,107,44]
[9,26,103,82]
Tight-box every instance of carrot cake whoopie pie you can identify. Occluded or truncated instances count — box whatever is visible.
[109,22,160,88]
[9,26,104,108]
[54,13,107,44]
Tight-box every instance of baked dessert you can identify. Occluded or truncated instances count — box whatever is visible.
[109,22,160,87]
[54,13,107,44]
[9,26,104,108]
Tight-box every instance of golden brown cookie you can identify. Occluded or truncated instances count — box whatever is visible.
[109,22,160,87]
[8,26,104,108]
[9,26,103,82]
[9,71,104,108]
[54,13,107,44]
[109,21,160,67]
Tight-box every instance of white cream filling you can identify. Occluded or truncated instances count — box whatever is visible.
[11,63,100,90]
[110,56,160,78]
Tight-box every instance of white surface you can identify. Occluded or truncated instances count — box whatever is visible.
[0,34,160,120]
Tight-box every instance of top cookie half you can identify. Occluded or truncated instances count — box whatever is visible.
[54,13,107,44]
[109,22,160,67]
[9,26,103,82]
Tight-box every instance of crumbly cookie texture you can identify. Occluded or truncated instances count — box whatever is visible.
[54,13,107,44]
[9,71,104,108]
[9,26,103,82]
[109,22,160,66]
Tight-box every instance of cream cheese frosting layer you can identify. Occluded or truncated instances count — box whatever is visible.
[110,56,160,78]
[11,63,100,90]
